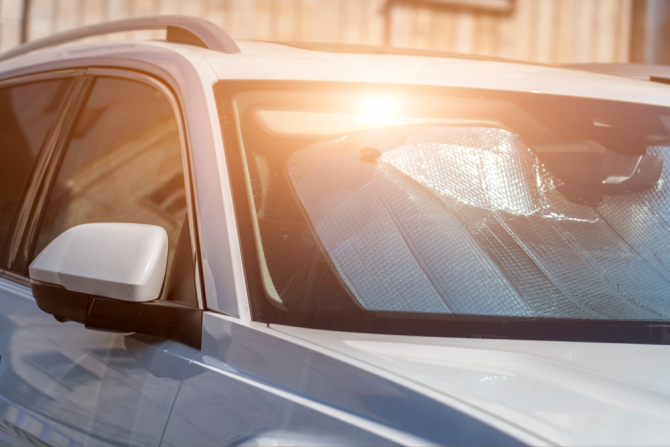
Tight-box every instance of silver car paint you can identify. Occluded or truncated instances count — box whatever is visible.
[161,312,524,446]
[0,277,198,446]
[0,281,527,447]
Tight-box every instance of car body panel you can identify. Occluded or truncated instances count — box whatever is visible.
[161,312,530,446]
[0,276,199,446]
[273,324,670,446]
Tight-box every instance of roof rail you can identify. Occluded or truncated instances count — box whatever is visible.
[0,15,240,62]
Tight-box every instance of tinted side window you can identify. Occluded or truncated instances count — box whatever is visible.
[33,77,197,305]
[0,79,71,261]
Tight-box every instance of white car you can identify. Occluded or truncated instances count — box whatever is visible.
[0,15,669,447]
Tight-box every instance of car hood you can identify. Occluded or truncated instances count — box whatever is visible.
[272,324,670,446]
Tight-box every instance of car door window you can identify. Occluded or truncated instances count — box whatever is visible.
[0,78,72,263]
[33,76,197,305]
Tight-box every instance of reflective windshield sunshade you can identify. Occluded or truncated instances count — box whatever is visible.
[288,126,670,319]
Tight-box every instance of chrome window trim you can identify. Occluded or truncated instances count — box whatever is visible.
[0,270,31,288]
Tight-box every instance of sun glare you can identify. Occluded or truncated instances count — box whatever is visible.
[362,98,396,116]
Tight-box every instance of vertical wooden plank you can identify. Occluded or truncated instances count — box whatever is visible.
[390,2,414,48]
[206,0,226,34]
[447,8,461,53]
[83,0,104,25]
[615,0,633,62]
[432,8,452,52]
[471,11,483,56]
[310,0,325,42]
[181,0,202,17]
[475,11,497,56]
[227,0,241,39]
[150,0,163,15]
[413,3,433,50]
[509,0,533,60]
[159,0,178,15]
[453,7,473,54]
[548,0,562,62]
[242,0,257,40]
[591,0,621,62]
[75,0,85,27]
[358,0,372,45]
[491,10,505,57]
[200,0,210,18]
[255,0,272,40]
[367,0,385,46]
[555,0,574,62]
[126,0,158,40]
[51,0,60,33]
[1,0,9,51]
[339,0,359,44]
[222,0,234,37]
[29,0,54,40]
[0,0,21,51]
[78,0,106,44]
[268,0,278,39]
[351,0,364,44]
[57,0,77,31]
[320,0,340,43]
[337,0,347,42]
[584,0,600,62]
[497,3,515,59]
[291,0,303,40]
[0,0,5,50]
[298,0,316,41]
[570,0,592,62]
[105,0,126,21]
[0,0,5,49]
[533,0,556,63]
[223,0,242,39]
[426,4,444,51]
[274,0,293,41]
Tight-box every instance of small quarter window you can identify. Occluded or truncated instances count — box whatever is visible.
[0,78,72,264]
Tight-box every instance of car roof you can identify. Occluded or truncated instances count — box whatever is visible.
[258,41,550,66]
[200,40,670,107]
[2,37,670,108]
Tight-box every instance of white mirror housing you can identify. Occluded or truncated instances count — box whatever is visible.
[29,223,169,302]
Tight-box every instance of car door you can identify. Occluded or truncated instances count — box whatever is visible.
[0,68,202,447]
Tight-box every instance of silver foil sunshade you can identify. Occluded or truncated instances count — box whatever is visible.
[287,126,670,319]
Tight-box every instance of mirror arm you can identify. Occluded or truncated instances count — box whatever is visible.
[85,298,202,350]
[32,281,90,324]
[32,282,202,350]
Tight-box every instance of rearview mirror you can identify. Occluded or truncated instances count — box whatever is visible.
[29,223,201,349]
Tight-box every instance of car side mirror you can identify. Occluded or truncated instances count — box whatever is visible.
[29,223,202,349]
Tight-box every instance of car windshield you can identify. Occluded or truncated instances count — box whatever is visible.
[217,81,670,343]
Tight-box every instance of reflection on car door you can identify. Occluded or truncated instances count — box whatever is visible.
[0,71,200,446]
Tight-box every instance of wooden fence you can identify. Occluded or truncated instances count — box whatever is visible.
[0,0,634,63]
